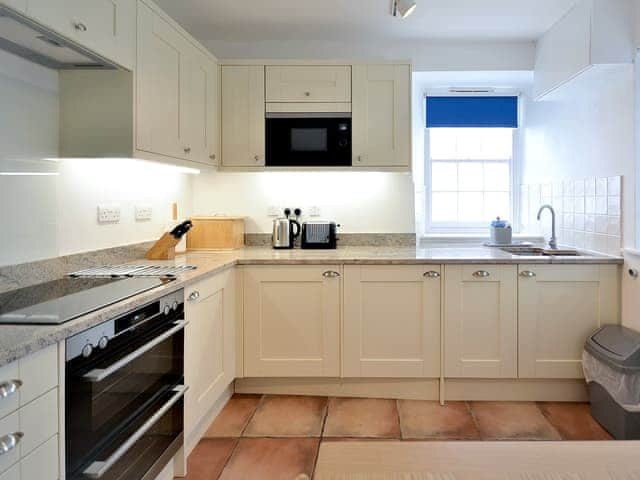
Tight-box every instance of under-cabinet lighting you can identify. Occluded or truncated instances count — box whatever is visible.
[44,157,201,175]
[0,172,59,176]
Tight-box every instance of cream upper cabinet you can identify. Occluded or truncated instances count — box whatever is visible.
[221,65,265,167]
[444,265,518,379]
[206,61,221,166]
[343,265,441,378]
[352,64,411,169]
[26,0,135,70]
[518,264,620,379]
[184,269,236,438]
[265,66,351,103]
[243,265,341,377]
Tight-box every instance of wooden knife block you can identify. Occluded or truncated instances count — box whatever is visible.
[145,232,179,260]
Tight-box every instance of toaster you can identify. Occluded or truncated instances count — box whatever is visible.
[301,221,338,249]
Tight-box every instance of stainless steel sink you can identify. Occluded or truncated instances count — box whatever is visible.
[500,247,581,256]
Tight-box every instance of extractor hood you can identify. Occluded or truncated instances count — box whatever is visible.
[0,6,118,70]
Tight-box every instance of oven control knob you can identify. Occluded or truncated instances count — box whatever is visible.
[172,301,179,311]
[81,343,93,358]
[98,336,109,350]
[163,304,171,316]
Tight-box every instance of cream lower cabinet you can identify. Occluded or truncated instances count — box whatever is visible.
[343,265,441,377]
[444,265,518,378]
[184,269,236,438]
[243,265,341,377]
[518,264,620,379]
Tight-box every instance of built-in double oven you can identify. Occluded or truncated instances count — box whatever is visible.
[65,289,186,480]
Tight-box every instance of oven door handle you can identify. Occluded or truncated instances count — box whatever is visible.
[82,384,188,479]
[82,320,188,383]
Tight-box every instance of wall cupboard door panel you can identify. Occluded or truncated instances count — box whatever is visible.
[182,50,209,163]
[221,65,265,167]
[265,65,351,102]
[20,435,58,480]
[352,64,410,168]
[444,265,518,379]
[243,265,340,377]
[343,265,441,378]
[1,0,26,13]
[518,264,620,379]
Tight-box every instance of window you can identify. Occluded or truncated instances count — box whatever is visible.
[425,96,518,232]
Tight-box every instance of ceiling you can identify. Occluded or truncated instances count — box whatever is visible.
[154,0,577,44]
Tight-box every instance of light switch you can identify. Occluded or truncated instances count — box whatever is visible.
[135,205,153,221]
[97,205,121,223]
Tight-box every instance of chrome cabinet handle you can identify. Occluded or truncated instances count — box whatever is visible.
[0,432,23,456]
[323,271,341,278]
[184,147,191,154]
[520,271,536,278]
[83,386,188,478]
[188,291,200,301]
[254,155,260,162]
[356,155,362,162]
[209,154,216,161]
[423,271,440,279]
[74,22,87,32]
[304,91,311,97]
[83,321,188,382]
[0,380,22,400]
[472,270,490,278]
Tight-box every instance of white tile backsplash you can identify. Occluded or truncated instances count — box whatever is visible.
[521,175,622,256]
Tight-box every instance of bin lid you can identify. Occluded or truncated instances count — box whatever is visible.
[585,325,640,372]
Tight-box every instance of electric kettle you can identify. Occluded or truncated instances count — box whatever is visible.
[272,212,301,249]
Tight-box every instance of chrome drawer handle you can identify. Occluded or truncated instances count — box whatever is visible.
[74,22,88,32]
[83,321,188,382]
[473,270,490,278]
[83,386,188,478]
[0,380,22,400]
[188,291,200,301]
[520,271,536,278]
[323,271,341,278]
[0,432,23,456]
[423,271,440,279]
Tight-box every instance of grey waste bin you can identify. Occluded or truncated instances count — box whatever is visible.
[584,325,640,440]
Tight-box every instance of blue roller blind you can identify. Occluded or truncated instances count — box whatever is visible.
[426,96,518,128]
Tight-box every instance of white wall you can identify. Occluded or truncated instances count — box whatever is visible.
[212,40,536,72]
[522,65,636,247]
[192,171,415,233]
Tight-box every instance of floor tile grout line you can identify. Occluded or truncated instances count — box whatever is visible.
[395,398,405,441]
[239,394,265,438]
[465,401,484,441]
[534,401,565,441]
[214,437,241,480]
[311,398,330,480]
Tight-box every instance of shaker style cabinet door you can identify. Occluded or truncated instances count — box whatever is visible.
[444,265,518,378]
[265,65,351,103]
[243,266,341,377]
[221,65,266,167]
[343,265,441,378]
[518,264,620,379]
[181,49,210,164]
[0,0,26,13]
[352,64,411,168]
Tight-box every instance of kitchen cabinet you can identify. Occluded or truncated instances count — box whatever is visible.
[0,1,26,13]
[243,265,341,377]
[444,265,518,379]
[343,265,441,378]
[221,65,266,167]
[518,264,620,379]
[265,65,351,103]
[26,0,135,70]
[534,0,633,100]
[184,269,236,438]
[352,64,411,169]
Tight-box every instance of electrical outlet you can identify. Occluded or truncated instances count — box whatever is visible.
[309,205,321,217]
[267,205,281,217]
[135,205,153,221]
[98,204,121,223]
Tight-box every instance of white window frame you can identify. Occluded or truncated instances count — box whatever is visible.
[423,92,524,234]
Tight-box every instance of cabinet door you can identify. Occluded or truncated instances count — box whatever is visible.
[136,2,188,160]
[518,264,620,379]
[343,265,441,378]
[0,0,26,13]
[184,269,235,436]
[181,49,209,163]
[221,65,265,167]
[444,265,518,378]
[244,266,341,377]
[265,66,351,102]
[352,64,410,168]
[205,61,220,166]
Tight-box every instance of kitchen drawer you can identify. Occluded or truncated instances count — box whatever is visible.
[21,435,58,480]
[0,344,58,421]
[459,265,505,282]
[0,413,20,474]
[266,66,351,102]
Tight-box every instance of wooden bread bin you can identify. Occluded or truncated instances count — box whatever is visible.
[187,216,246,250]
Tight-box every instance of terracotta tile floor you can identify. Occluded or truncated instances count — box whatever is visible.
[185,394,616,479]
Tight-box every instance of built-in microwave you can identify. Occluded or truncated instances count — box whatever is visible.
[266,113,352,167]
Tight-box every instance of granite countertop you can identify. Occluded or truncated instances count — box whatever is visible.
[0,245,622,367]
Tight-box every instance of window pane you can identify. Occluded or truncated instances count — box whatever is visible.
[477,129,513,160]
[432,192,457,222]
[484,162,510,191]
[432,162,457,191]
[458,192,484,222]
[429,128,513,160]
[458,162,483,191]
[429,129,458,160]
[484,192,511,220]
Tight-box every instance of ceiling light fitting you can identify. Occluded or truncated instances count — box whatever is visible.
[392,0,417,18]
